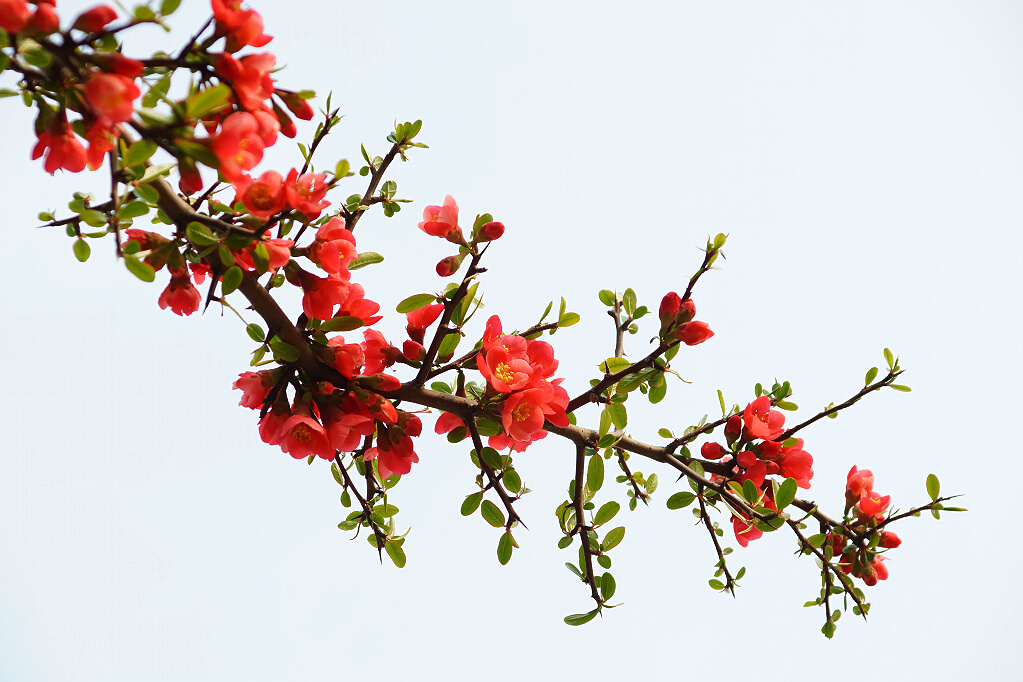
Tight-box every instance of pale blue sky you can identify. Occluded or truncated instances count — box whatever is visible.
[1,1,1020,679]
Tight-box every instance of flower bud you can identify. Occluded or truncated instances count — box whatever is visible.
[436,253,466,277]
[475,221,505,242]
[74,4,117,33]
[724,415,742,445]
[700,442,728,460]
[879,531,902,548]
[658,291,681,336]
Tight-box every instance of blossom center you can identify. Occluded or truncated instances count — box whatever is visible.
[494,362,515,384]
[291,424,310,442]
[512,402,531,422]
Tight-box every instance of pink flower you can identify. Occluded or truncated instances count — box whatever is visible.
[501,388,548,443]
[217,52,276,112]
[284,169,330,220]
[777,438,814,489]
[742,396,785,441]
[478,346,535,393]
[158,268,201,316]
[83,72,140,124]
[236,170,287,218]
[846,466,874,499]
[327,335,365,379]
[233,370,274,409]
[418,194,463,243]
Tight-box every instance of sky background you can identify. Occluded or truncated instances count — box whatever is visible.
[1,1,1020,679]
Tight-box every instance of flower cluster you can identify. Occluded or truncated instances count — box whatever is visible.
[417,195,504,277]
[700,396,815,547]
[825,466,901,585]
[658,292,714,346]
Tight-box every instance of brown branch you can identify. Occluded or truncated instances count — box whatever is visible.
[465,418,524,530]
[334,451,386,561]
[345,141,402,234]
[787,519,866,619]
[779,369,903,441]
[698,484,735,596]
[573,442,602,608]
[615,448,648,506]
[566,340,670,414]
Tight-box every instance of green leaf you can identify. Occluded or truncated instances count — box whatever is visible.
[666,492,696,509]
[124,255,155,282]
[657,428,673,439]
[593,501,620,526]
[123,140,157,167]
[187,83,232,119]
[564,609,599,626]
[558,312,580,327]
[865,366,879,385]
[622,288,637,316]
[348,251,383,270]
[245,323,265,342]
[396,293,436,313]
[883,347,894,369]
[822,621,836,639]
[776,478,797,510]
[645,473,658,494]
[480,500,505,528]
[607,402,627,430]
[709,579,725,591]
[185,221,218,246]
[497,531,513,565]
[598,289,616,306]
[269,340,299,363]
[503,469,522,494]
[601,526,625,552]
[221,266,243,295]
[718,389,726,416]
[318,316,364,332]
[587,453,604,493]
[890,384,911,392]
[72,239,91,263]
[598,357,631,374]
[460,492,483,516]
[375,504,400,517]
[160,0,182,15]
[926,473,940,501]
[385,541,406,568]
[600,572,616,600]
[742,479,758,504]
[648,381,666,404]
[807,533,827,548]
[118,201,149,219]
[479,447,502,469]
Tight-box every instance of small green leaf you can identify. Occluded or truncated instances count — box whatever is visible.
[480,500,505,528]
[246,323,265,342]
[186,83,232,119]
[558,312,580,327]
[587,453,604,493]
[601,526,625,552]
[657,428,673,439]
[385,541,406,568]
[593,501,620,526]
[776,478,797,510]
[822,621,836,639]
[73,239,91,262]
[564,609,599,626]
[124,255,155,282]
[318,316,364,332]
[185,221,218,246]
[160,0,182,15]
[889,384,911,392]
[269,340,299,363]
[598,357,631,374]
[600,572,616,600]
[926,473,940,501]
[598,289,616,306]
[503,469,522,494]
[622,288,637,315]
[807,533,827,548]
[396,293,436,313]
[460,492,483,516]
[667,492,696,509]
[119,201,149,219]
[497,531,513,565]
[742,479,758,504]
[883,348,894,368]
[123,139,158,167]
[709,579,725,591]
[865,366,879,385]
[348,251,384,270]
[221,265,243,295]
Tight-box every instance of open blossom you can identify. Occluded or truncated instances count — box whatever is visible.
[320,396,376,453]
[858,490,891,519]
[236,170,287,218]
[32,111,87,174]
[277,402,332,460]
[83,72,140,124]
[434,411,466,440]
[418,195,463,243]
[367,425,419,478]
[328,335,365,379]
[217,52,276,111]
[234,238,293,272]
[158,268,202,316]
[211,111,264,183]
[361,329,398,375]
[334,283,382,326]
[84,120,117,171]
[501,388,548,443]
[777,438,814,489]
[308,217,357,275]
[233,370,275,409]
[742,396,785,441]
[285,169,330,220]
[212,0,272,52]
[846,465,874,499]
[478,346,535,393]
[0,0,31,33]
[298,270,348,321]
[258,400,291,446]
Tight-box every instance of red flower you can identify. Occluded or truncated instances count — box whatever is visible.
[659,292,681,336]
[434,411,466,439]
[777,438,814,489]
[277,403,332,460]
[236,170,287,218]
[284,169,330,220]
[178,157,204,195]
[362,329,398,375]
[501,388,548,443]
[298,271,348,321]
[327,335,365,379]
[217,52,276,112]
[32,111,87,174]
[478,346,535,393]
[701,442,729,460]
[73,4,117,33]
[846,466,874,499]
[158,268,202,316]
[724,414,742,445]
[402,340,425,361]
[233,370,274,409]
[368,426,419,477]
[211,111,264,183]
[334,283,381,326]
[675,320,714,346]
[858,490,891,519]
[84,72,140,124]
[276,89,314,120]
[474,221,504,243]
[212,0,272,52]
[879,531,902,549]
[90,53,145,78]
[84,120,117,171]
[321,397,376,453]
[405,303,444,345]
[308,217,357,275]
[258,400,291,446]
[742,396,785,441]
[418,195,463,243]
[436,253,466,277]
[0,0,31,33]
